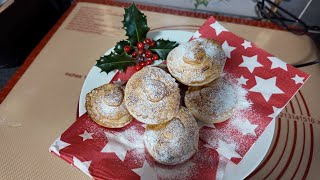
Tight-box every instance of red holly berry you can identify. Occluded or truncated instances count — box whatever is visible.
[137,42,144,49]
[140,62,146,67]
[138,48,144,55]
[135,65,142,71]
[145,50,152,58]
[150,41,156,47]
[152,54,159,60]
[131,51,137,58]
[145,38,151,44]
[124,46,131,53]
[146,60,152,65]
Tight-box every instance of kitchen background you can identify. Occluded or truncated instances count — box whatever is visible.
[0,0,319,89]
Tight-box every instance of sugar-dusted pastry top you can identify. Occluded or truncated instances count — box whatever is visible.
[185,77,237,123]
[86,84,133,128]
[167,38,227,86]
[124,66,181,124]
[144,107,199,165]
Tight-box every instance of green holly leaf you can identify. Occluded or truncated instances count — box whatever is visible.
[96,52,135,74]
[149,39,179,60]
[114,40,131,54]
[123,3,150,45]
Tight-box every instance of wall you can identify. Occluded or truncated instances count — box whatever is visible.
[125,0,262,17]
[281,0,320,26]
[123,0,319,26]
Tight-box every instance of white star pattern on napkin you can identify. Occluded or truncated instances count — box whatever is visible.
[210,21,228,36]
[216,140,241,160]
[73,156,92,178]
[222,41,236,58]
[268,106,282,119]
[268,57,288,71]
[250,76,284,102]
[79,131,94,141]
[132,161,157,180]
[203,138,217,149]
[192,30,202,38]
[291,74,304,84]
[113,78,126,86]
[49,136,70,156]
[233,119,258,136]
[237,75,249,85]
[101,132,134,161]
[241,40,252,49]
[239,55,263,73]
[204,140,241,160]
[197,121,215,129]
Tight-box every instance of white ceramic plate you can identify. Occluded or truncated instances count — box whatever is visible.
[78,30,275,180]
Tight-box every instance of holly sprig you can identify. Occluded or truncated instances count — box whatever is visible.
[122,3,149,45]
[149,39,179,60]
[96,3,179,74]
[96,52,135,73]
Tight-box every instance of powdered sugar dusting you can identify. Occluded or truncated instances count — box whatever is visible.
[118,126,146,163]
[144,120,188,165]
[167,38,226,86]
[191,38,225,63]
[185,77,238,123]
[155,161,196,180]
[144,108,199,165]
[96,102,128,120]
[200,125,237,149]
[143,79,167,102]
[226,74,252,110]
[200,75,258,159]
[120,126,145,149]
[86,84,132,128]
[79,114,226,179]
[103,86,124,106]
[125,67,180,124]
[235,84,252,110]
[202,78,237,115]
[131,147,145,164]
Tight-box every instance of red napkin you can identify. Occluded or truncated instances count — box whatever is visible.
[50,113,228,179]
[50,17,309,179]
[189,17,309,164]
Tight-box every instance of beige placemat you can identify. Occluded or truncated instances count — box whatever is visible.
[0,2,319,179]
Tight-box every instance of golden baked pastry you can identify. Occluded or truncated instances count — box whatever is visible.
[124,66,180,124]
[185,77,237,123]
[144,107,199,165]
[167,38,227,86]
[85,84,133,128]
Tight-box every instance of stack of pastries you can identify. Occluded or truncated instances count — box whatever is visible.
[85,38,238,165]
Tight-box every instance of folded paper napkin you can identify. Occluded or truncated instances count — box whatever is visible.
[50,17,309,179]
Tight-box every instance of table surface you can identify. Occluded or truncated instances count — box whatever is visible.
[0,1,319,180]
